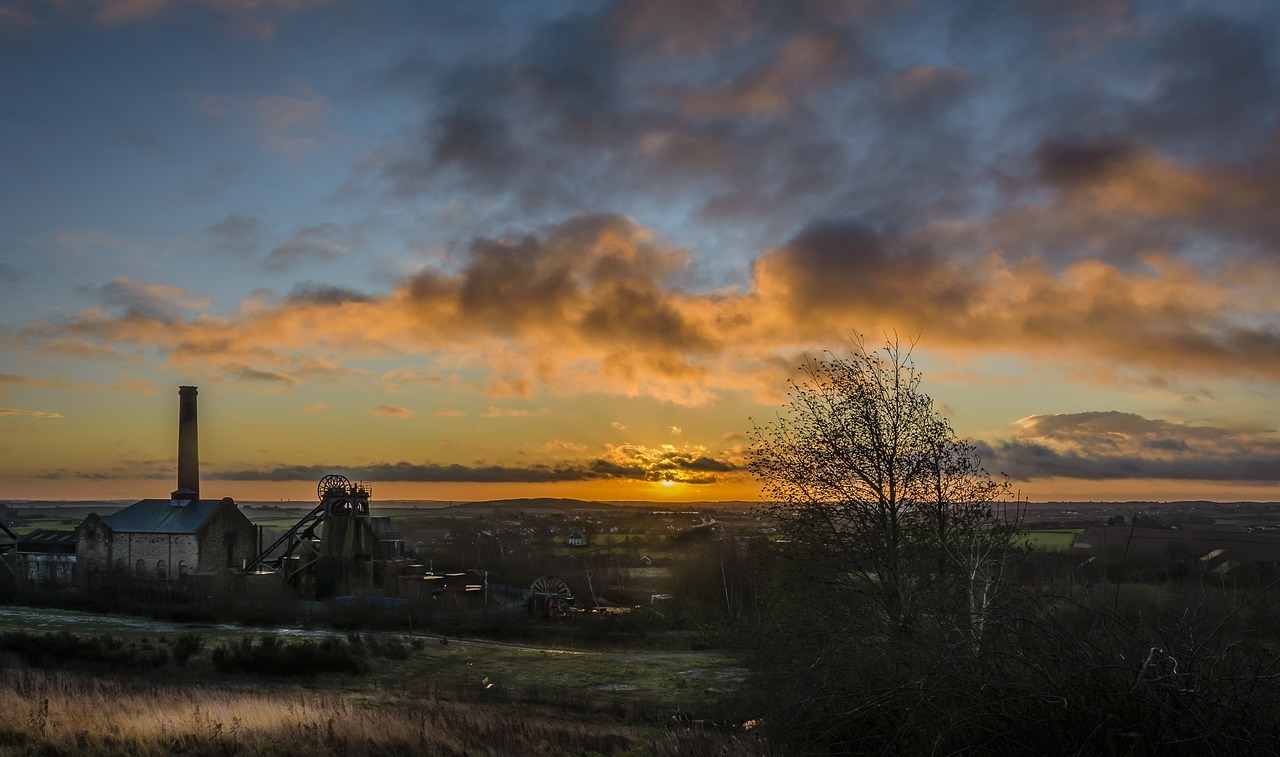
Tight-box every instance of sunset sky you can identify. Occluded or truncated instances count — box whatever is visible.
[2,0,1279,504]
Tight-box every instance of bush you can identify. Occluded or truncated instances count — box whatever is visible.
[172,633,204,667]
[0,631,169,669]
[210,635,366,676]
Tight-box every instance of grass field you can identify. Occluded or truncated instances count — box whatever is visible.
[0,604,760,755]
[0,605,744,715]
[1023,529,1082,552]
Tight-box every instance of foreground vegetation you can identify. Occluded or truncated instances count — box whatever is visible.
[0,628,764,756]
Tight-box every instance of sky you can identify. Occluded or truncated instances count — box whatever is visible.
[2,0,1279,504]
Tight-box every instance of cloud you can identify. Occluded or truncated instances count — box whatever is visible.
[210,442,739,484]
[544,439,588,452]
[480,406,550,419]
[1025,135,1280,251]
[265,224,347,270]
[97,277,211,319]
[14,210,1280,402]
[0,408,63,418]
[371,404,414,419]
[0,2,40,31]
[301,402,327,413]
[672,32,860,117]
[225,365,297,385]
[244,91,333,154]
[285,282,372,305]
[207,212,264,256]
[979,411,1280,482]
[184,88,335,156]
[93,0,333,39]
[434,409,466,417]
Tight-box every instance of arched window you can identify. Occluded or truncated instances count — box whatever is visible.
[135,559,146,579]
[115,558,127,573]
[177,561,189,578]
[156,559,167,580]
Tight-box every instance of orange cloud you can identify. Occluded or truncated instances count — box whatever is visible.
[0,408,63,418]
[371,405,414,419]
[13,212,1279,406]
[480,407,551,419]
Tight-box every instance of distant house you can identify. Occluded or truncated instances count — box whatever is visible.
[75,494,257,586]
[567,532,587,548]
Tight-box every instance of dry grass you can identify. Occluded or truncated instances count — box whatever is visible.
[0,668,764,756]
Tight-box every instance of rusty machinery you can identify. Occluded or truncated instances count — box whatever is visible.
[527,575,574,619]
[245,474,381,599]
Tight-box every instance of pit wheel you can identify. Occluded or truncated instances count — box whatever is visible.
[318,474,351,500]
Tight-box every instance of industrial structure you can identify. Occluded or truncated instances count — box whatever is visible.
[244,474,395,600]
[74,386,257,591]
[1,385,427,608]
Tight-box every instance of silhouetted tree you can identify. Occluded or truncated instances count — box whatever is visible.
[748,338,1019,638]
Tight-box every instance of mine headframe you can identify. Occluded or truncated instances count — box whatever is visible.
[244,474,379,598]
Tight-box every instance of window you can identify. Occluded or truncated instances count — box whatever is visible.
[178,561,189,578]
[156,560,167,580]
[115,558,127,573]
[135,559,146,579]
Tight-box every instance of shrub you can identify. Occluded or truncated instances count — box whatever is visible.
[210,635,366,676]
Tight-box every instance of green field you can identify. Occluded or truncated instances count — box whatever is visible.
[1023,529,1082,552]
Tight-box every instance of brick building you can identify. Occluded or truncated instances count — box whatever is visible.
[75,495,256,585]
[74,386,257,590]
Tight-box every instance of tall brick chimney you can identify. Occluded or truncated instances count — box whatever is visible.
[177,386,199,499]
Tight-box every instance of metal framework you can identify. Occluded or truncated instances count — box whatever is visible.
[244,474,378,598]
[0,521,17,575]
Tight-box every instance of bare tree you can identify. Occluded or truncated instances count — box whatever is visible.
[748,338,1019,636]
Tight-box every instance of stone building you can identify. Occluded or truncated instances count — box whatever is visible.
[75,495,256,585]
[74,385,257,590]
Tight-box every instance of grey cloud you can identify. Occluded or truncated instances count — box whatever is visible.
[1124,10,1280,157]
[97,278,209,320]
[285,283,373,305]
[224,365,296,385]
[208,212,263,257]
[264,223,346,271]
[1035,135,1140,187]
[211,452,739,485]
[978,411,1280,483]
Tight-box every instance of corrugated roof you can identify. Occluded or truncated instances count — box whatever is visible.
[102,499,225,534]
[18,529,77,547]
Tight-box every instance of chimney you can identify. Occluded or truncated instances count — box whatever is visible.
[177,386,199,499]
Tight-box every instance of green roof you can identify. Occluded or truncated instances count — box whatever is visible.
[102,499,227,534]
